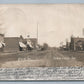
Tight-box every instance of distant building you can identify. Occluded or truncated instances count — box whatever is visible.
[0,34,5,52]
[66,42,70,50]
[61,45,67,50]
[70,37,84,51]
[0,34,4,42]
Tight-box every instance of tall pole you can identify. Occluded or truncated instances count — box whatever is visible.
[37,23,38,44]
[83,28,84,36]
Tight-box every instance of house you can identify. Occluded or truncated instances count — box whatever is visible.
[70,37,84,51]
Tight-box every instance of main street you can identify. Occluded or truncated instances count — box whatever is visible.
[0,49,83,68]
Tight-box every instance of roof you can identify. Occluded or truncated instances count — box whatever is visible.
[71,37,84,42]
[4,37,19,39]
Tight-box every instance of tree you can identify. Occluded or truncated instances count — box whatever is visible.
[41,43,49,50]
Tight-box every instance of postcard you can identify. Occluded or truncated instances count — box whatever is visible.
[0,4,83,80]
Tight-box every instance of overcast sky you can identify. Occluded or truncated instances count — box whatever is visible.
[0,4,84,47]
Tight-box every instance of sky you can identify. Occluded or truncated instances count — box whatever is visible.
[0,4,84,47]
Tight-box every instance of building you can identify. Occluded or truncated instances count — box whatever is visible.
[70,37,84,51]
[25,38,37,49]
[4,37,20,52]
[0,34,4,42]
[0,34,5,52]
[0,33,37,52]
[4,36,37,52]
[66,42,70,50]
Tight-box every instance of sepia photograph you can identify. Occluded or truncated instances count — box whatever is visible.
[0,4,84,68]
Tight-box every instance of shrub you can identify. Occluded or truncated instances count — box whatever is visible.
[41,43,49,50]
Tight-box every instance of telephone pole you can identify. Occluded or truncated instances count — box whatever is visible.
[37,23,39,44]
[83,28,84,36]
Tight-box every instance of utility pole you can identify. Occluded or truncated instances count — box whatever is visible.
[37,23,39,44]
[83,28,84,36]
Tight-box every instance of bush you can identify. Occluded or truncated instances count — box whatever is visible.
[41,43,49,50]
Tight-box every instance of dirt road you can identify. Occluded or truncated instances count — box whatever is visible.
[0,49,83,68]
[50,49,83,67]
